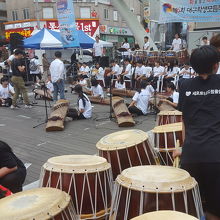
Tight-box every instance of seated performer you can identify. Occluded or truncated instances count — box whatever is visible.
[94,63,105,81]
[70,76,78,93]
[164,61,180,87]
[152,61,165,90]
[0,77,15,107]
[135,60,147,82]
[115,75,126,90]
[128,80,150,116]
[67,84,92,120]
[121,58,132,80]
[110,60,121,78]
[0,140,26,193]
[78,62,90,78]
[46,75,54,93]
[159,82,179,109]
[179,63,195,89]
[78,74,87,87]
[91,78,104,98]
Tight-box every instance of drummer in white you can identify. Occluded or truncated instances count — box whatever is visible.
[171,34,182,52]
[143,36,150,51]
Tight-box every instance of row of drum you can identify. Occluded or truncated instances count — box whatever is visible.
[0,159,203,220]
[130,50,189,65]
[0,110,196,220]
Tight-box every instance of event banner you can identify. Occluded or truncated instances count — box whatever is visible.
[159,0,220,23]
[56,0,79,48]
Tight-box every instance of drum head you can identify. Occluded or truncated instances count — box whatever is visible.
[43,155,111,173]
[0,188,71,220]
[116,165,197,193]
[96,130,148,151]
[131,211,198,220]
[152,122,182,133]
[158,110,182,116]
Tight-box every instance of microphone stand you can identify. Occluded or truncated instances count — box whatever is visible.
[33,81,49,128]
[109,74,113,120]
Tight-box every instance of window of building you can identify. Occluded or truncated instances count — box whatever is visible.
[113,10,118,21]
[43,7,54,19]
[23,8,30,20]
[80,7,91,18]
[12,10,18,21]
[104,8,109,20]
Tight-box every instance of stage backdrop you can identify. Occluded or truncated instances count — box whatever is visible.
[56,0,79,48]
[159,0,220,23]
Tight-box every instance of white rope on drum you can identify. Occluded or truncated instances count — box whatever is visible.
[142,141,151,164]
[135,145,142,165]
[85,172,95,217]
[124,188,131,220]
[126,148,132,167]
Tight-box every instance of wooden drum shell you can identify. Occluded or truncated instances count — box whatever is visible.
[99,140,156,180]
[41,170,112,218]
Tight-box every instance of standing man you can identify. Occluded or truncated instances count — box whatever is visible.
[171,33,182,52]
[93,35,103,64]
[143,36,150,51]
[174,46,220,220]
[10,49,31,109]
[49,51,65,101]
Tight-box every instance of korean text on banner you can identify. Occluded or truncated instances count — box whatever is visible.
[159,0,220,23]
[57,0,79,48]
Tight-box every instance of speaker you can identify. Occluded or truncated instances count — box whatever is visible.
[100,56,109,68]
[10,33,24,52]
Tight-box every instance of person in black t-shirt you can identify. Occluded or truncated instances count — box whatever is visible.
[10,49,31,109]
[174,45,220,220]
[0,140,26,193]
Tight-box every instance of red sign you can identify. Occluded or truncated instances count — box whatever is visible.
[5,27,34,40]
[46,19,99,37]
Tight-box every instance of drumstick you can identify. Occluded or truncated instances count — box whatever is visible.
[173,139,180,168]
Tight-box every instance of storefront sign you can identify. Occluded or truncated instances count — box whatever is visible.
[5,19,100,40]
[102,26,133,36]
[5,28,34,40]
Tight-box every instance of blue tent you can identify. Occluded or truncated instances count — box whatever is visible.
[23,28,95,49]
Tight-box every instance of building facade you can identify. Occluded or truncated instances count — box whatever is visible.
[0,0,7,39]
[5,0,145,48]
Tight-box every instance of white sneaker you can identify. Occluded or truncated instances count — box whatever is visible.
[25,105,32,109]
[10,105,20,109]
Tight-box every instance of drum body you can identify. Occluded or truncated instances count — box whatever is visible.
[40,155,112,219]
[96,130,156,180]
[131,211,199,220]
[165,51,176,63]
[157,110,182,126]
[112,97,135,127]
[110,166,204,220]
[153,122,183,165]
[148,51,159,64]
[0,188,77,220]
[132,50,147,63]
[46,99,70,132]
[177,49,188,65]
